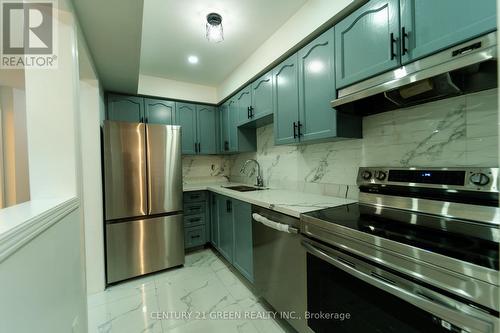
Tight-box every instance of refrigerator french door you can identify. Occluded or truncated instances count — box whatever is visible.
[103,121,184,284]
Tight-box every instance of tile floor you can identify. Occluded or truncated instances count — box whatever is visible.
[87,248,289,333]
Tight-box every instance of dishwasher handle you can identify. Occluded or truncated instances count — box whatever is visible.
[252,213,299,234]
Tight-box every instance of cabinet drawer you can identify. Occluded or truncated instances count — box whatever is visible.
[183,191,207,203]
[184,214,205,228]
[184,202,205,215]
[185,225,206,248]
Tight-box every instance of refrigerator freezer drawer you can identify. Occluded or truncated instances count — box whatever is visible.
[106,214,184,284]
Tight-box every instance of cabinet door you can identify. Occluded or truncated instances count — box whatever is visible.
[236,87,252,125]
[273,54,299,145]
[107,94,144,122]
[335,0,400,88]
[217,196,233,263]
[251,71,273,119]
[210,193,219,248]
[298,27,338,142]
[232,200,253,283]
[196,105,217,154]
[228,99,239,152]
[219,103,230,153]
[175,103,197,155]
[144,98,175,125]
[400,0,497,64]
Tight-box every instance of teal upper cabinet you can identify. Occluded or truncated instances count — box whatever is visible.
[144,98,175,125]
[107,94,144,122]
[236,87,252,125]
[298,27,338,142]
[196,105,217,154]
[175,103,197,155]
[273,54,300,145]
[232,200,253,282]
[335,0,400,88]
[220,102,230,152]
[400,0,497,64]
[228,99,239,152]
[251,71,273,119]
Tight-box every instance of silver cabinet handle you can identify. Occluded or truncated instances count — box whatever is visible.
[252,213,298,234]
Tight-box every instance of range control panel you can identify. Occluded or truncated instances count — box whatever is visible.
[357,167,499,192]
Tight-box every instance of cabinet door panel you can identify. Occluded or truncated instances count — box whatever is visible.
[273,54,299,145]
[228,99,238,152]
[400,0,497,64]
[236,87,252,125]
[196,105,217,154]
[144,98,175,125]
[335,0,400,88]
[251,72,273,118]
[217,196,233,263]
[210,193,219,248]
[107,94,144,122]
[219,103,230,153]
[298,27,337,142]
[232,200,253,282]
[175,103,197,155]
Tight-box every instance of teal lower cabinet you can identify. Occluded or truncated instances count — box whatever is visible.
[183,191,210,250]
[210,193,254,283]
[232,200,253,282]
[217,195,234,262]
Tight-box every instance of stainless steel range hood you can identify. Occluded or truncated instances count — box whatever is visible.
[332,32,497,115]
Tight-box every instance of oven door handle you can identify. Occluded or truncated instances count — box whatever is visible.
[252,213,299,234]
[301,239,497,333]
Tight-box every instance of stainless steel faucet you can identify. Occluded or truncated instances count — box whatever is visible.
[241,159,264,187]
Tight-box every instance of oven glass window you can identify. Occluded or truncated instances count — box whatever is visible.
[307,253,454,333]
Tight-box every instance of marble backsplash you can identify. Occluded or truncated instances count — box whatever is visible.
[183,89,499,198]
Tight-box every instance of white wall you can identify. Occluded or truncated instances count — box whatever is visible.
[0,210,87,333]
[139,74,217,104]
[217,0,356,100]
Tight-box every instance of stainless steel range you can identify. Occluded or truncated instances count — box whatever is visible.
[301,167,499,333]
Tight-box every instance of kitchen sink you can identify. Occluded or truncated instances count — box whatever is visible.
[222,185,267,192]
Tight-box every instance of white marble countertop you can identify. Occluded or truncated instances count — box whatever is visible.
[183,182,355,218]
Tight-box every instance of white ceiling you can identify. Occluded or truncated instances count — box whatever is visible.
[139,0,307,86]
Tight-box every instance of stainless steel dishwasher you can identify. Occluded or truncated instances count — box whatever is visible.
[252,205,308,333]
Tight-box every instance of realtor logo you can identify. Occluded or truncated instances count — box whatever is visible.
[1,0,57,68]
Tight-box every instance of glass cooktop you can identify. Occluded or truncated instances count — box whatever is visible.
[304,203,499,270]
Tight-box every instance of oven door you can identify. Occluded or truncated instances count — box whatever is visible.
[302,238,499,333]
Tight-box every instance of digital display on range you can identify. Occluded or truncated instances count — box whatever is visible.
[388,170,465,185]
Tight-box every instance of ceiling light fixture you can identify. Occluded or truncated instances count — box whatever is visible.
[187,55,199,64]
[206,13,223,43]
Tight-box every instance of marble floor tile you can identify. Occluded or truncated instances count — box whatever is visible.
[88,248,289,333]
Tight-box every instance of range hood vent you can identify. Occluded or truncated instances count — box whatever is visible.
[332,32,497,115]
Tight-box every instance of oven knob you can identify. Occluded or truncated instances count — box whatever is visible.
[375,171,387,181]
[470,173,490,186]
[361,170,372,180]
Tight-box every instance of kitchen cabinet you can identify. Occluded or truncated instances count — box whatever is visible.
[196,105,217,154]
[219,99,256,154]
[232,200,253,282]
[107,94,144,122]
[176,103,217,155]
[210,193,219,248]
[144,98,175,125]
[183,191,210,249]
[335,0,400,88]
[251,71,273,120]
[236,87,252,125]
[175,103,197,155]
[217,195,234,262]
[400,0,497,64]
[274,34,361,146]
[273,54,300,145]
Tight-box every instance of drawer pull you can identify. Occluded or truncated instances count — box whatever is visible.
[189,206,201,210]
[191,235,201,239]
[189,218,201,222]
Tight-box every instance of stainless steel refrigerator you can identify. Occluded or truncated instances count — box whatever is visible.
[103,120,184,284]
